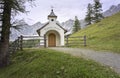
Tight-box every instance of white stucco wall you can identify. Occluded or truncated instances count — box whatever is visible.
[39,19,65,47]
[40,23,64,46]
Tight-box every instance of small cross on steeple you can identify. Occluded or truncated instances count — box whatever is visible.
[48,6,57,17]
[51,6,54,11]
[51,6,54,9]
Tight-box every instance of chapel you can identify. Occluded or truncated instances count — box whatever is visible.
[37,9,67,47]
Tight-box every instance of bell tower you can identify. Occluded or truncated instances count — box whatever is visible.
[48,9,57,23]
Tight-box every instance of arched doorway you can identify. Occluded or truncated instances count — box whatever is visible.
[48,33,56,47]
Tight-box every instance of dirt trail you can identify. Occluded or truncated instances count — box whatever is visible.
[50,47,120,74]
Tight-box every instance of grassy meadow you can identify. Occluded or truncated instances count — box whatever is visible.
[70,12,120,53]
[0,49,119,78]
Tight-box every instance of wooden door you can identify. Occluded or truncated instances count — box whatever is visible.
[48,33,56,47]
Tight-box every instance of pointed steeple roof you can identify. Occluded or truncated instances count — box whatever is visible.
[48,9,57,18]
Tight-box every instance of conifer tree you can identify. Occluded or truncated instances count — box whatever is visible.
[72,16,81,33]
[0,0,34,67]
[85,3,93,25]
[93,0,104,23]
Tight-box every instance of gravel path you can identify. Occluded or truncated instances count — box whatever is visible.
[50,47,120,74]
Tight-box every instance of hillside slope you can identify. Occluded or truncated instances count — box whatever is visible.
[0,49,119,78]
[71,12,120,53]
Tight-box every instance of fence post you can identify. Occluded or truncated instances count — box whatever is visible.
[44,36,46,48]
[16,38,19,50]
[18,37,20,50]
[84,35,87,47]
[20,35,23,50]
[14,40,17,52]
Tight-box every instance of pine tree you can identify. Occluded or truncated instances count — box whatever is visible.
[85,3,93,25]
[0,0,12,67]
[72,16,81,33]
[93,0,104,23]
[0,0,34,67]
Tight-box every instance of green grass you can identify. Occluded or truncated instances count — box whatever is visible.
[70,12,120,53]
[0,49,119,78]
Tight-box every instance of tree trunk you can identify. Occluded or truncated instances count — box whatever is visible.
[0,0,11,67]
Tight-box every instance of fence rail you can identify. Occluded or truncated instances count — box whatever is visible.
[9,35,46,54]
[65,35,87,47]
[8,35,87,54]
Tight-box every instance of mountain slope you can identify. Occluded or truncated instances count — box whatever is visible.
[71,12,120,53]
[10,21,43,41]
[103,4,120,17]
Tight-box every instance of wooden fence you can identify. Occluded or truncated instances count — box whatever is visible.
[9,35,86,54]
[9,35,46,54]
[65,35,87,47]
[9,35,23,54]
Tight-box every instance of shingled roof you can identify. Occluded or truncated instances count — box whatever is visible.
[48,9,57,18]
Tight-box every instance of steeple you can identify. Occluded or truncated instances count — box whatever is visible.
[48,9,57,22]
[48,9,57,18]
